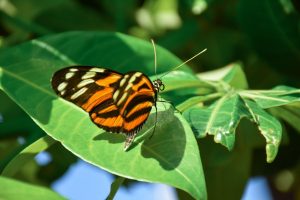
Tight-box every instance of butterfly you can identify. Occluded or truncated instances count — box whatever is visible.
[51,41,206,151]
[51,66,165,150]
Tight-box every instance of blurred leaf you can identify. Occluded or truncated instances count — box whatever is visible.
[270,103,300,132]
[238,0,300,76]
[136,0,181,34]
[0,176,65,200]
[198,62,248,89]
[158,19,199,51]
[0,10,52,36]
[0,32,206,200]
[34,1,108,32]
[100,0,138,32]
[1,135,56,177]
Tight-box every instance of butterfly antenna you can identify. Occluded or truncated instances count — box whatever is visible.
[151,39,158,80]
[160,48,207,78]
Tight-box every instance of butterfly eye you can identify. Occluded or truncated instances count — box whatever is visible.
[159,83,165,91]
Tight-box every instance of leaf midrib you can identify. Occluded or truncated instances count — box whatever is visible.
[240,92,291,103]
[204,94,229,133]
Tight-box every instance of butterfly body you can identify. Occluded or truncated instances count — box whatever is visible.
[52,66,164,150]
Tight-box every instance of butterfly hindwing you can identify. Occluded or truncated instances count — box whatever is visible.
[89,72,156,134]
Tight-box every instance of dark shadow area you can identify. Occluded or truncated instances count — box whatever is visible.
[92,132,124,144]
[139,106,186,170]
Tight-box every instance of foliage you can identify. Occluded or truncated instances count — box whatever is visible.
[0,0,300,199]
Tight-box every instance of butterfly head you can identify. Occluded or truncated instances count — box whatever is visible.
[153,79,165,92]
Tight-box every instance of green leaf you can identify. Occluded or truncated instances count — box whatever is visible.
[183,93,252,150]
[244,100,282,162]
[1,135,56,177]
[240,85,300,108]
[0,32,206,200]
[0,176,65,200]
[198,62,248,89]
[183,92,282,162]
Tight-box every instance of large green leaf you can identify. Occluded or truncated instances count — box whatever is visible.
[0,32,206,199]
[0,176,65,200]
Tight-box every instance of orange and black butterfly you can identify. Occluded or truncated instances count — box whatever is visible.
[51,43,206,151]
[51,66,165,150]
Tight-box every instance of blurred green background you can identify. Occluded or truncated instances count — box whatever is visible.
[0,0,300,199]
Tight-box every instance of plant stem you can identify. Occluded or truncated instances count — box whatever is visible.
[177,92,223,112]
[106,176,125,200]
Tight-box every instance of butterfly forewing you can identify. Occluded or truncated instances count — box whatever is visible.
[52,66,122,111]
[52,67,156,141]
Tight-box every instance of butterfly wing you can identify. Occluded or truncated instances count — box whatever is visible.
[52,67,156,150]
[51,66,123,113]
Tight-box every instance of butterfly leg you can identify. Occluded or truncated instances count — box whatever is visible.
[124,133,137,151]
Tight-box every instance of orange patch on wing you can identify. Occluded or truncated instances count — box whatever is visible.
[98,104,118,114]
[93,116,122,127]
[82,87,114,112]
[123,113,149,131]
[125,101,152,118]
[111,115,124,127]
[131,76,154,92]
[120,91,154,114]
[95,74,121,86]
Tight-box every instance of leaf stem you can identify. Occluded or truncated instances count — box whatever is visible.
[106,176,125,200]
[177,92,223,112]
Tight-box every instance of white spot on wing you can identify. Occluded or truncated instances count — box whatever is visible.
[69,68,78,72]
[113,90,120,101]
[125,72,142,91]
[82,71,96,79]
[60,90,66,95]
[57,82,67,92]
[77,79,94,87]
[91,68,105,73]
[65,72,75,79]
[120,75,129,87]
[70,87,88,100]
[117,93,128,106]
